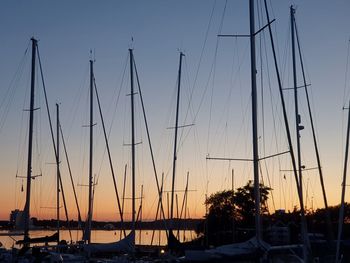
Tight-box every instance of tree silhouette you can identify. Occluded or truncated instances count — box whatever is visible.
[234,180,271,226]
[202,180,271,245]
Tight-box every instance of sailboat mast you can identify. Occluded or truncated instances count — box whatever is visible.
[56,103,60,245]
[263,1,311,256]
[86,59,94,244]
[291,6,303,209]
[23,37,37,245]
[291,6,309,261]
[336,101,350,262]
[129,49,136,237]
[294,22,333,240]
[170,52,184,222]
[249,0,261,242]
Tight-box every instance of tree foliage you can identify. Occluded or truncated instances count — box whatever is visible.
[205,189,235,226]
[205,180,271,225]
[201,180,271,245]
[234,180,271,225]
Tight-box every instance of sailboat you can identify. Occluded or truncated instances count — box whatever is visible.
[82,51,137,256]
[167,52,187,251]
[185,1,268,260]
[185,1,316,261]
[165,52,206,253]
[11,38,60,253]
[0,38,76,262]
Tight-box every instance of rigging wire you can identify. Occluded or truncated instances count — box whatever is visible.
[62,63,89,219]
[12,44,31,210]
[281,18,291,89]
[181,0,218,130]
[60,123,82,226]
[280,16,296,210]
[294,17,332,228]
[156,60,181,186]
[122,58,131,155]
[265,31,285,211]
[33,65,44,218]
[278,23,294,211]
[265,43,281,210]
[160,1,222,205]
[268,0,282,72]
[293,21,319,137]
[257,0,278,212]
[133,55,170,225]
[37,45,73,241]
[341,40,350,180]
[206,0,227,153]
[111,54,129,184]
[94,60,131,196]
[343,39,350,107]
[0,43,30,133]
[107,54,129,141]
[66,65,89,141]
[177,57,192,153]
[93,75,126,235]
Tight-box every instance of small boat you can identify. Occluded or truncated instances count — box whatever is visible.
[185,237,270,262]
[16,232,59,245]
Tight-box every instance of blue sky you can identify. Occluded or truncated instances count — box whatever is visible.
[0,0,349,221]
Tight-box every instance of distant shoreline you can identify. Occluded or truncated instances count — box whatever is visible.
[0,218,203,231]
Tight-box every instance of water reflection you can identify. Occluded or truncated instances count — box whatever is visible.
[0,229,196,249]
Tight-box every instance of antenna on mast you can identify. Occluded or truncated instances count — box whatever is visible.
[129,37,134,49]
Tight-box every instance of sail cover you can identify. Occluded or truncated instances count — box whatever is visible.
[83,231,135,254]
[185,237,270,261]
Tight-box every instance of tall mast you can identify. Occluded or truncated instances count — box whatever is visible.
[170,52,184,224]
[336,101,350,262]
[86,59,94,244]
[294,21,333,240]
[129,49,136,240]
[56,103,60,245]
[249,0,261,242]
[291,6,309,261]
[263,1,312,256]
[23,38,37,245]
[262,0,301,187]
[291,6,303,212]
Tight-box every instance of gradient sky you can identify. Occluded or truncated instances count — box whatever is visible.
[0,0,350,222]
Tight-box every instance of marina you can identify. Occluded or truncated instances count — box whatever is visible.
[0,0,350,262]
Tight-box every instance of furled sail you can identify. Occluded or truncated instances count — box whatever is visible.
[83,231,135,254]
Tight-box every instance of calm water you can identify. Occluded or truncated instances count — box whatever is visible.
[0,229,196,249]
